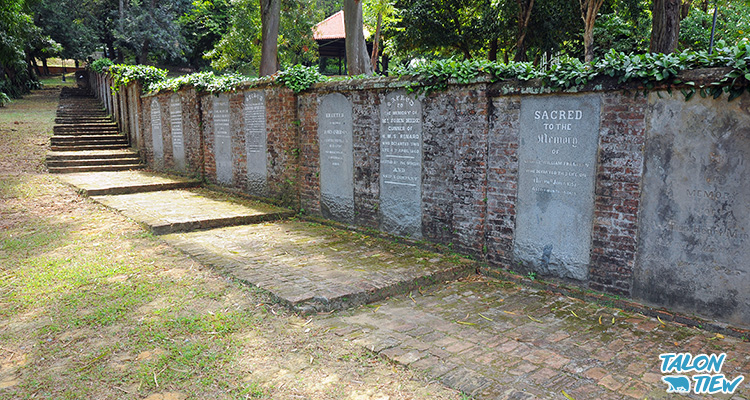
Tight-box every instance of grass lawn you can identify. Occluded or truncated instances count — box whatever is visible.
[0,89,460,399]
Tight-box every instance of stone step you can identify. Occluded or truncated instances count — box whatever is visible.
[90,189,295,235]
[46,149,139,161]
[50,143,130,151]
[51,135,128,144]
[53,129,121,136]
[56,170,201,196]
[46,157,141,168]
[48,164,144,174]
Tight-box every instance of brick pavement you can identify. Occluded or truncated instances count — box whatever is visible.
[56,169,750,399]
[317,277,750,399]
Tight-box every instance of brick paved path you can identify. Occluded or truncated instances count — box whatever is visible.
[57,170,750,399]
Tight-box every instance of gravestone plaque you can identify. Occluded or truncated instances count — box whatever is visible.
[634,95,750,325]
[169,94,186,171]
[244,91,267,195]
[213,94,232,184]
[150,98,163,166]
[318,93,354,222]
[380,92,422,238]
[515,95,600,281]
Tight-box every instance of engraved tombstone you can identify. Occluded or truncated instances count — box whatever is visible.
[318,93,354,222]
[380,92,422,238]
[169,94,186,171]
[213,94,232,184]
[150,98,164,167]
[515,95,600,280]
[634,95,750,325]
[244,91,267,195]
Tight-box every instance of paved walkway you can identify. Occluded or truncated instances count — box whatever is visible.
[56,169,750,399]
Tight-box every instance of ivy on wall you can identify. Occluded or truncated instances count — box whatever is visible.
[90,41,749,99]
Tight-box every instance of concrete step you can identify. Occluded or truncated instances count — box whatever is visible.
[53,129,121,136]
[51,143,130,151]
[47,157,141,168]
[90,189,295,235]
[55,118,112,124]
[56,170,201,196]
[48,164,143,173]
[46,149,140,161]
[51,135,128,145]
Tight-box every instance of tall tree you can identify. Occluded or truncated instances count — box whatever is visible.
[649,0,683,53]
[344,0,373,75]
[179,0,231,69]
[513,0,535,61]
[365,0,394,70]
[259,0,280,75]
[579,0,605,61]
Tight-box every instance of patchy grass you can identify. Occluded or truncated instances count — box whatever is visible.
[0,89,461,399]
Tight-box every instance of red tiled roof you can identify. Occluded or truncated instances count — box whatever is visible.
[312,10,370,40]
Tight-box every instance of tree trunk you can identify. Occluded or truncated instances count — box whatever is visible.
[344,0,373,75]
[650,0,681,54]
[259,0,281,76]
[488,38,498,62]
[580,0,604,62]
[370,11,383,71]
[42,58,49,75]
[513,0,535,62]
[138,39,150,64]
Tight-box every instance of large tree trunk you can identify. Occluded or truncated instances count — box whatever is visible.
[137,39,150,64]
[259,0,281,76]
[650,0,681,54]
[580,0,604,62]
[344,0,373,75]
[370,11,383,71]
[513,0,535,62]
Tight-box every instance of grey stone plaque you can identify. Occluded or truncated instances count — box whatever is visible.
[318,93,354,222]
[515,95,600,281]
[213,94,232,184]
[380,91,422,238]
[150,98,163,167]
[244,91,267,196]
[634,95,750,326]
[169,94,186,171]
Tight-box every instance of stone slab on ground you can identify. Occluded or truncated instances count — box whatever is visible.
[162,221,477,313]
[91,189,293,234]
[57,170,199,196]
[317,276,750,399]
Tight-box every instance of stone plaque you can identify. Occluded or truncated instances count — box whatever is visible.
[169,94,186,171]
[244,91,267,195]
[318,93,354,222]
[150,98,163,166]
[634,95,750,325]
[213,94,232,184]
[515,95,600,281]
[380,92,422,238]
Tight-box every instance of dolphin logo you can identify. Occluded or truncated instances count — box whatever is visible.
[662,375,691,393]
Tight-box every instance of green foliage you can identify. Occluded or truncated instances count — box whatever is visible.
[0,92,10,107]
[680,2,750,52]
[108,64,168,93]
[148,71,256,93]
[90,58,114,74]
[277,65,326,93]
[179,0,231,69]
[1,0,42,98]
[394,44,750,97]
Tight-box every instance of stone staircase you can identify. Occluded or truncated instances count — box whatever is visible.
[47,87,142,173]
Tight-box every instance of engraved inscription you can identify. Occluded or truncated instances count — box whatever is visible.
[169,94,186,171]
[318,93,354,222]
[244,91,267,195]
[380,92,422,238]
[150,98,163,165]
[515,95,601,281]
[214,94,232,184]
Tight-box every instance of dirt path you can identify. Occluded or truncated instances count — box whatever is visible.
[0,89,462,399]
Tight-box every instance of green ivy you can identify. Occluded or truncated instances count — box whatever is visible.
[396,41,750,99]
[147,71,259,93]
[276,65,325,93]
[90,58,114,74]
[109,64,168,93]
